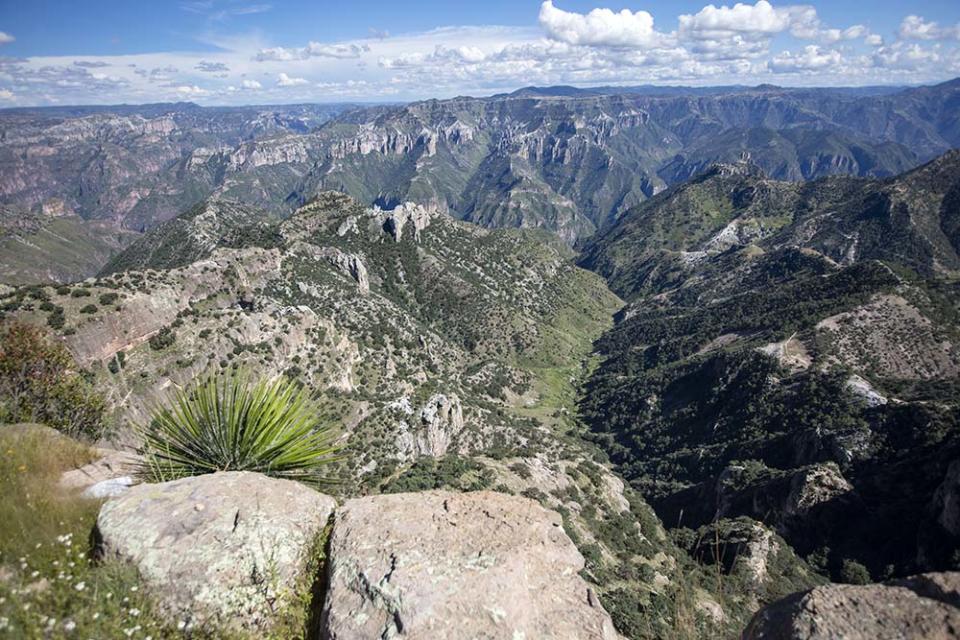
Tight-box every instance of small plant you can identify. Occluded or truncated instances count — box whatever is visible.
[79,304,98,314]
[140,371,341,487]
[148,326,176,350]
[98,292,119,305]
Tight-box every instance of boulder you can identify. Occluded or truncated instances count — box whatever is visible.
[743,572,960,639]
[95,471,335,633]
[321,490,621,639]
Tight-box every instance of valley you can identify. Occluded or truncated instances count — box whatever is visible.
[1,80,959,640]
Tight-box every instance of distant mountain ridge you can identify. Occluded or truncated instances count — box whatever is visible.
[1,79,959,283]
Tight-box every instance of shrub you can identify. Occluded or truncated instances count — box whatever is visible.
[70,288,91,298]
[139,371,341,487]
[840,559,872,585]
[98,292,119,305]
[148,326,176,350]
[0,323,105,439]
[79,304,98,314]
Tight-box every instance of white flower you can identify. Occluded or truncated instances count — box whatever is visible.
[128,608,140,617]
[30,571,38,578]
[92,613,100,620]
[130,586,138,592]
[75,581,86,592]
[177,620,186,630]
[63,620,77,633]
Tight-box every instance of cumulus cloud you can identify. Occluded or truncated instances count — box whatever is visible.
[277,72,308,86]
[255,42,370,62]
[241,79,262,89]
[899,15,960,41]
[0,32,14,45]
[73,60,111,68]
[0,89,13,100]
[769,45,842,72]
[873,42,941,69]
[538,0,664,48]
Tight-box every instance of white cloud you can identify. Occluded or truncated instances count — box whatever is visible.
[538,0,664,48]
[679,1,792,38]
[0,89,14,100]
[277,72,307,86]
[865,34,883,47]
[769,45,842,72]
[196,60,229,73]
[873,42,941,69]
[175,84,208,95]
[899,15,960,41]
[255,42,370,62]
[0,32,14,45]
[241,79,262,89]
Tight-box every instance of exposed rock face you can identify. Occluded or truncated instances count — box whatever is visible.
[321,490,621,640]
[95,471,335,633]
[323,248,370,294]
[377,202,437,242]
[743,572,960,640]
[417,393,463,457]
[784,463,854,519]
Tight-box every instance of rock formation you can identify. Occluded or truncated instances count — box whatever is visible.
[744,572,960,639]
[320,490,621,639]
[95,471,336,633]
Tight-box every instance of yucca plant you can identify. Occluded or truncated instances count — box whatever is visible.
[139,371,340,487]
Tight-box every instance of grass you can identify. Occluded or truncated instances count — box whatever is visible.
[0,425,173,638]
[0,425,329,639]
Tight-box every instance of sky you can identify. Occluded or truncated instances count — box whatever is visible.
[1,0,959,106]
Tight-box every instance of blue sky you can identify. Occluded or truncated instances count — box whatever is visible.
[1,1,959,105]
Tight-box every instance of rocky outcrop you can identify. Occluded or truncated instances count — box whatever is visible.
[377,202,437,242]
[744,572,960,639]
[320,490,621,640]
[322,247,370,294]
[95,471,335,634]
[784,463,854,519]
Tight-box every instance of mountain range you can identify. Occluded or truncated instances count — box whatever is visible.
[2,79,960,283]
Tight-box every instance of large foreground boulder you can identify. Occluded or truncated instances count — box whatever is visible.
[96,471,335,633]
[321,490,621,639]
[743,571,960,639]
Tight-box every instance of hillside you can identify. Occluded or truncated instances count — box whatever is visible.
[2,193,807,638]
[577,150,960,586]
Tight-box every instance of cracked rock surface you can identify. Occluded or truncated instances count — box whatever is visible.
[320,490,621,639]
[95,471,335,633]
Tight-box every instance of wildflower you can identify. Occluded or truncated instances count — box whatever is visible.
[17,464,26,472]
[130,586,138,592]
[75,581,86,591]
[92,613,99,620]
[129,608,140,617]
[30,571,39,578]
[177,620,186,630]
[0,617,8,631]
[105,592,113,599]
[63,620,77,633]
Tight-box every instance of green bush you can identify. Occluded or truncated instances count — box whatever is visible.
[0,323,105,439]
[840,559,872,585]
[79,304,98,314]
[148,326,176,350]
[98,292,119,305]
[69,288,91,298]
[140,371,341,487]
